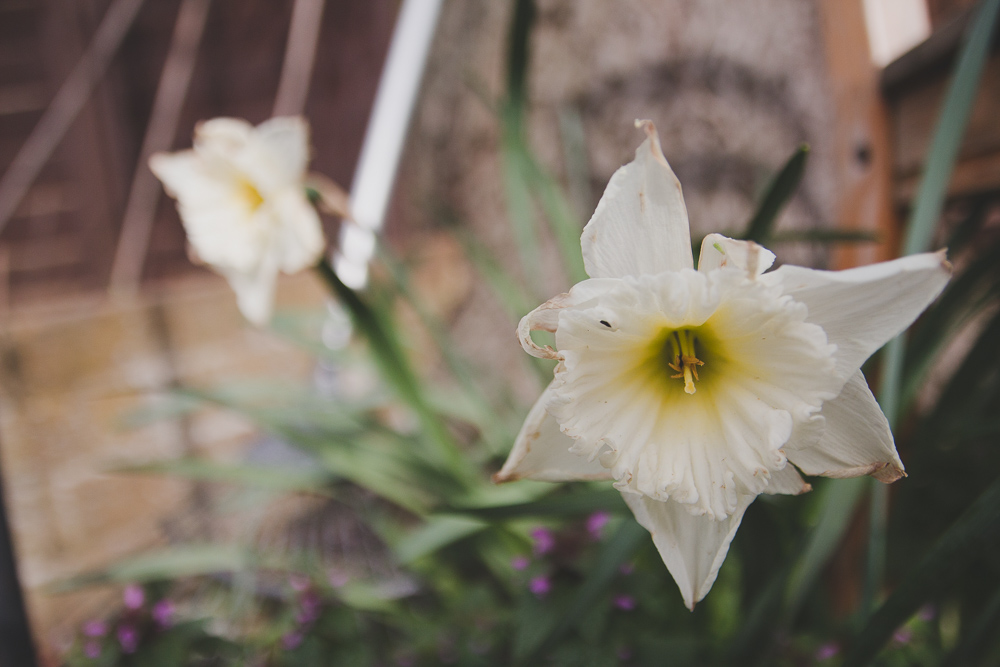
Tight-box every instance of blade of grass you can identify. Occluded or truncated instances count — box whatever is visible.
[515,519,648,663]
[115,458,335,495]
[315,258,472,485]
[941,584,1000,667]
[782,477,867,625]
[844,477,1000,666]
[866,0,1000,617]
[376,243,512,454]
[741,144,809,244]
[443,487,627,521]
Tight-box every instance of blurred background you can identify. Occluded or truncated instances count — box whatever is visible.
[1,0,999,664]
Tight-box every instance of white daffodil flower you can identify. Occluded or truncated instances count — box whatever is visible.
[495,120,951,610]
[150,117,325,325]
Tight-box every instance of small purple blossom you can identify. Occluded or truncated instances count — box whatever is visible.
[815,642,840,661]
[918,604,936,622]
[288,574,311,592]
[152,599,175,629]
[893,627,913,645]
[613,594,636,611]
[82,620,107,637]
[282,630,304,651]
[296,591,322,625]
[586,511,611,540]
[530,527,555,555]
[123,584,145,610]
[511,555,530,571]
[83,640,102,659]
[117,624,139,654]
[328,569,350,588]
[619,562,634,575]
[529,575,551,597]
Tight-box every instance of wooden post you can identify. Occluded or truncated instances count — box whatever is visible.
[820,0,901,269]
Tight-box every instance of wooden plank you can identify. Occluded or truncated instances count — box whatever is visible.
[819,0,901,269]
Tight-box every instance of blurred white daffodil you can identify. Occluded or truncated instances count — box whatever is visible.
[495,120,951,610]
[150,117,325,325]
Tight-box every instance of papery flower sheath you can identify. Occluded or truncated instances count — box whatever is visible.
[495,120,951,610]
[150,117,324,325]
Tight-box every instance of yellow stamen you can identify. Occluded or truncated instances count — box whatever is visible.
[237,179,264,212]
[670,330,704,394]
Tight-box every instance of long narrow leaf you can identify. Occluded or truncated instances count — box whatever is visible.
[844,478,1000,666]
[515,520,648,663]
[867,0,1000,616]
[741,144,809,244]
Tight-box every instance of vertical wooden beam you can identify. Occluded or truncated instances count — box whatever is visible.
[820,0,901,269]
[108,0,211,296]
[272,0,326,117]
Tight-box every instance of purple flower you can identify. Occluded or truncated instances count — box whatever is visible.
[529,575,551,597]
[893,627,913,645]
[918,604,936,622]
[530,527,555,555]
[613,594,636,611]
[511,555,530,571]
[152,599,175,629]
[282,631,304,651]
[619,562,634,575]
[586,511,611,540]
[296,591,322,625]
[123,584,145,610]
[82,620,107,638]
[83,640,102,659]
[288,574,311,592]
[815,642,839,661]
[328,569,350,588]
[117,624,139,654]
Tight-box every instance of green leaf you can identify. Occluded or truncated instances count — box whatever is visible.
[782,477,867,623]
[515,519,648,662]
[56,544,252,589]
[741,144,809,245]
[941,584,1000,667]
[394,515,487,564]
[443,487,627,520]
[867,0,1000,618]
[314,259,472,483]
[114,458,335,495]
[844,477,1000,666]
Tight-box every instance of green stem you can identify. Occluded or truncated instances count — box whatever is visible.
[314,258,473,489]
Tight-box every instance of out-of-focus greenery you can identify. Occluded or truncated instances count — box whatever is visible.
[59,0,1000,665]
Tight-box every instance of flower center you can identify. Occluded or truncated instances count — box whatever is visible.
[237,178,264,212]
[663,329,705,395]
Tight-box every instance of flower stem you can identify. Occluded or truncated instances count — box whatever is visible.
[314,258,473,491]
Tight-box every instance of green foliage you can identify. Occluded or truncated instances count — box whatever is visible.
[59,1,1000,665]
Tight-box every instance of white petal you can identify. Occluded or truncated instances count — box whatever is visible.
[149,150,217,202]
[517,279,618,359]
[623,492,754,610]
[548,269,839,518]
[697,233,775,275]
[150,150,265,273]
[494,382,612,483]
[238,116,311,194]
[193,118,253,170]
[580,120,693,279]
[268,188,325,273]
[765,251,951,381]
[784,370,905,482]
[762,463,812,496]
[223,255,280,326]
